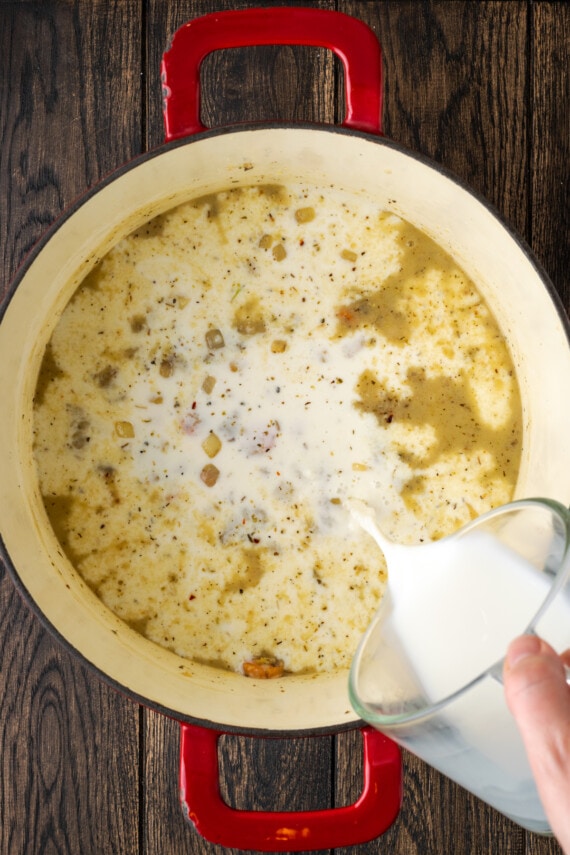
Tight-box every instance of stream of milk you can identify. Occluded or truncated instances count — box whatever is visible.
[384,529,569,701]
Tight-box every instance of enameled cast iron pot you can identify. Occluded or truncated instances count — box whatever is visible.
[2,8,570,851]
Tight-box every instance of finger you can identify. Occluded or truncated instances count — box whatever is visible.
[504,635,570,740]
[503,635,570,852]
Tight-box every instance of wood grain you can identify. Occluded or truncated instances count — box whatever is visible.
[531,2,570,307]
[0,2,142,854]
[0,2,568,854]
[0,0,142,295]
[0,574,141,854]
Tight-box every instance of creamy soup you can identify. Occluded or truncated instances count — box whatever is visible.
[33,183,522,676]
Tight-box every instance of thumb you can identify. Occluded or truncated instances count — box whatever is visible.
[503,634,570,852]
[504,635,570,727]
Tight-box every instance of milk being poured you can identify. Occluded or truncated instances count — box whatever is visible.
[350,500,570,831]
[381,529,568,701]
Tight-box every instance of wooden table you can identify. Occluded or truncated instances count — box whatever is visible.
[1,2,568,853]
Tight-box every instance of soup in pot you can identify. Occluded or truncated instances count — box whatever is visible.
[33,183,522,676]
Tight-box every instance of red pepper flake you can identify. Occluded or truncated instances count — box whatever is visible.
[189,594,196,601]
[191,401,197,410]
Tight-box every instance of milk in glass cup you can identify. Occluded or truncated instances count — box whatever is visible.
[349,499,570,833]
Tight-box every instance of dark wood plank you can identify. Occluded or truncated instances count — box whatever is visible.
[0,0,142,294]
[0,575,141,855]
[530,1,570,308]
[527,827,566,855]
[0,1,142,853]
[218,732,334,812]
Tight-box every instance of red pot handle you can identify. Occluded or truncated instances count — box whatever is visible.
[179,722,402,851]
[161,7,382,141]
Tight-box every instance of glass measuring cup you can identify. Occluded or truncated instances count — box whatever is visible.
[348,498,570,833]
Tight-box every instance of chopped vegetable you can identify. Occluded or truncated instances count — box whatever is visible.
[236,318,266,335]
[115,421,135,438]
[341,249,358,262]
[243,657,285,679]
[160,357,174,377]
[202,432,222,459]
[258,233,273,249]
[205,328,225,349]
[200,463,220,487]
[272,244,287,262]
[130,314,147,332]
[295,207,315,223]
[202,375,216,394]
[270,339,287,353]
[233,298,266,335]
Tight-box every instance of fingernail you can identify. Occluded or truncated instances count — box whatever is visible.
[506,634,542,667]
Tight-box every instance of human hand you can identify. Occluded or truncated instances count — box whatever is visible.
[503,634,570,853]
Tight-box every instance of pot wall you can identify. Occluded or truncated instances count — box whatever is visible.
[1,127,570,732]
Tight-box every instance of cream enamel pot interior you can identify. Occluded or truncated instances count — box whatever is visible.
[1,7,570,849]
